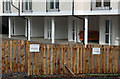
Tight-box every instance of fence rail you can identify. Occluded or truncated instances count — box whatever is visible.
[1,40,120,76]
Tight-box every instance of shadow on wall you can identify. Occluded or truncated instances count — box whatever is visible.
[2,17,8,34]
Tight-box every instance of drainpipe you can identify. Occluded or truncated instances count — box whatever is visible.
[11,0,29,41]
[72,0,85,45]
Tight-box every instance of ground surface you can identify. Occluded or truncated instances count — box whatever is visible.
[2,76,120,79]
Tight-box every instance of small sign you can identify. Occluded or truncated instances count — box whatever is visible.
[92,48,100,54]
[30,44,40,52]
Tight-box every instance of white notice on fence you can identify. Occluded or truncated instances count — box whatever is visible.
[30,44,40,52]
[92,48,100,54]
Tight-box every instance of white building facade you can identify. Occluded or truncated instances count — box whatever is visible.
[0,0,120,45]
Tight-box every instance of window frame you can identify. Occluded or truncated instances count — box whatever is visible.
[22,0,32,12]
[3,0,11,13]
[92,0,110,10]
[47,0,60,12]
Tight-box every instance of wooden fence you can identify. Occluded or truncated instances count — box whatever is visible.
[1,40,120,76]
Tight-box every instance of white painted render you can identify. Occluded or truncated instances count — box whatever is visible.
[0,0,2,14]
[31,17,44,37]
[1,0,120,16]
[84,16,88,45]
[14,17,25,35]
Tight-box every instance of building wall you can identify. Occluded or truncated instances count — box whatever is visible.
[118,16,120,45]
[99,16,119,45]
[14,17,25,35]
[0,0,2,14]
[31,17,44,37]
[55,17,68,39]
[74,0,120,15]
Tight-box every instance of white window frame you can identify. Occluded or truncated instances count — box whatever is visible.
[92,0,110,10]
[48,0,59,11]
[3,0,11,13]
[23,0,32,12]
[105,20,112,45]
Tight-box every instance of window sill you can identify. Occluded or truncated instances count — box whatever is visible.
[46,9,60,12]
[3,11,11,13]
[91,7,112,11]
[22,10,33,13]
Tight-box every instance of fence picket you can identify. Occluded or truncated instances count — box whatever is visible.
[21,41,25,72]
[57,45,60,74]
[100,45,104,73]
[61,45,63,74]
[83,45,85,73]
[80,45,83,74]
[77,45,79,74]
[51,44,54,75]
[47,44,50,75]
[40,44,43,75]
[2,41,5,73]
[17,41,20,72]
[67,45,70,69]
[13,41,16,73]
[86,45,88,73]
[36,50,39,75]
[44,44,46,75]
[10,41,12,73]
[25,40,28,72]
[5,41,8,73]
[33,52,36,75]
[64,45,67,73]
[54,45,57,74]
[71,45,73,72]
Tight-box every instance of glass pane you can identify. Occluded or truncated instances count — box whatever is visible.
[50,0,54,9]
[73,33,75,41]
[29,2,32,10]
[72,20,75,31]
[105,35,109,43]
[96,0,101,7]
[25,1,28,10]
[105,20,109,33]
[104,0,110,7]
[55,0,59,9]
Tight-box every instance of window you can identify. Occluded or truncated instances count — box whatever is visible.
[23,0,32,12]
[3,0,11,13]
[92,0,110,10]
[47,0,59,12]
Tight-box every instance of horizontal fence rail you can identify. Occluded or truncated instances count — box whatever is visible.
[1,40,120,76]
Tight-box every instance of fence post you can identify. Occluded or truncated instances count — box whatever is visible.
[27,41,31,76]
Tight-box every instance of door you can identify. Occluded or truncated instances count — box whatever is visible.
[105,20,112,45]
[47,19,51,40]
[72,20,80,42]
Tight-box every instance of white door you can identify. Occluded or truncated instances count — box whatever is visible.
[72,20,80,42]
[105,20,112,45]
[47,19,52,40]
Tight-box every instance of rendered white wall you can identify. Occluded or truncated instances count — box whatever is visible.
[31,17,44,37]
[14,17,25,35]
[55,17,68,39]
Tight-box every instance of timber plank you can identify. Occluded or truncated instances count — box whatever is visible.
[80,45,83,74]
[2,41,5,73]
[9,41,12,73]
[51,44,54,75]
[21,40,25,72]
[43,44,46,75]
[47,44,50,75]
[77,45,79,74]
[61,45,63,74]
[17,41,20,72]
